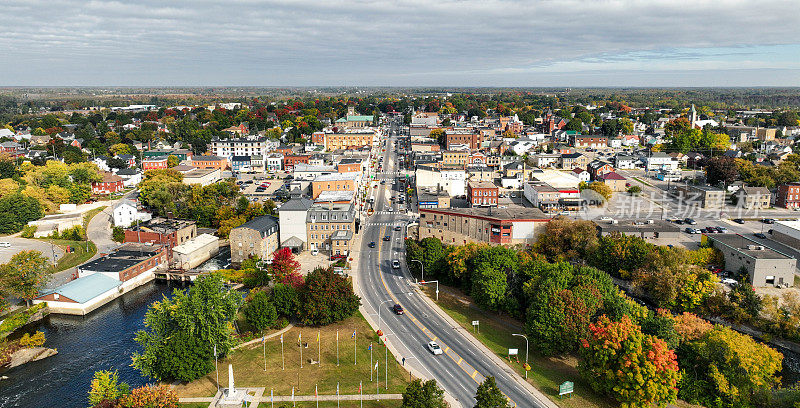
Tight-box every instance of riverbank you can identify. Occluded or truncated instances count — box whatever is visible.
[0,281,179,408]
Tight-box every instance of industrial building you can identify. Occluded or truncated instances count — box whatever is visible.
[705,233,796,287]
[171,233,220,270]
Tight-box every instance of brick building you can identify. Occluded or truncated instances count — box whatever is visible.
[124,218,197,257]
[418,206,549,246]
[776,183,800,209]
[467,181,499,207]
[92,172,124,195]
[229,215,280,266]
[142,156,168,170]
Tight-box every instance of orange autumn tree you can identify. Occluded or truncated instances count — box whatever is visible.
[579,315,681,408]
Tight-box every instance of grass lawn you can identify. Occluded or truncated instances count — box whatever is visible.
[631,176,654,188]
[39,239,97,272]
[83,206,107,229]
[420,285,700,408]
[173,312,409,399]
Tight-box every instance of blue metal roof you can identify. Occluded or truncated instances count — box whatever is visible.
[48,273,120,304]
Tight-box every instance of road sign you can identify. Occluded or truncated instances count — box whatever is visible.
[471,321,479,326]
[508,349,518,356]
[559,381,574,396]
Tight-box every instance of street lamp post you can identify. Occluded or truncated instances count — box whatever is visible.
[512,333,529,379]
[410,259,424,282]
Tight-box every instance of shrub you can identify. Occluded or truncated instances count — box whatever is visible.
[21,225,37,238]
[298,268,360,326]
[19,331,45,348]
[112,226,125,242]
[119,384,178,408]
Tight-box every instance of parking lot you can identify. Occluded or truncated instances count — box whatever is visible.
[0,236,64,265]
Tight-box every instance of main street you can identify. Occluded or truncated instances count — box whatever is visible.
[354,119,552,407]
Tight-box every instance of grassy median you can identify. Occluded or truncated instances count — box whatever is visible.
[173,312,410,399]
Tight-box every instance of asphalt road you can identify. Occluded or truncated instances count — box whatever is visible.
[355,120,549,407]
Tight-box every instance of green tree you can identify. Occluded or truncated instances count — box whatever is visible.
[132,274,243,381]
[0,250,52,302]
[243,290,277,331]
[470,246,517,311]
[112,226,125,242]
[590,232,651,278]
[430,128,446,147]
[0,193,44,233]
[271,283,298,317]
[588,181,612,201]
[474,377,510,408]
[298,268,360,326]
[167,155,179,168]
[401,379,447,408]
[88,370,130,407]
[579,315,681,408]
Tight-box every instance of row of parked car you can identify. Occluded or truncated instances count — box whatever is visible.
[684,226,728,234]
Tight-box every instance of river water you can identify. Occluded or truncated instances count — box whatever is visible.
[0,281,181,408]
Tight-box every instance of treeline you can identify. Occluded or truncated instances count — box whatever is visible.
[407,217,800,407]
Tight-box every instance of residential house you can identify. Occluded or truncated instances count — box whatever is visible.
[92,172,124,195]
[560,153,589,169]
[115,168,143,188]
[588,160,614,180]
[598,171,627,192]
[736,186,771,209]
[614,155,636,169]
[572,167,590,183]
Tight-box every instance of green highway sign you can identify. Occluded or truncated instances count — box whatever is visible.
[559,381,574,396]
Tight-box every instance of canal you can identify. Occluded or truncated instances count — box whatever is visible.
[0,281,181,408]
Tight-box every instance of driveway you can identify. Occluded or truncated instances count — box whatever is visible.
[87,206,118,255]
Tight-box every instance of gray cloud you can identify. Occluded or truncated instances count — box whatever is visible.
[0,0,798,85]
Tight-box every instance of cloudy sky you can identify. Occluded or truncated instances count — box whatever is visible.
[1,0,799,86]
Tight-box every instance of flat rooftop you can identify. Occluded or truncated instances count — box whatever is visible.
[172,233,218,255]
[313,173,359,182]
[80,244,161,272]
[421,206,548,221]
[127,217,195,234]
[707,233,793,259]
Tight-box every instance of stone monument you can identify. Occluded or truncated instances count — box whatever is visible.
[217,364,246,407]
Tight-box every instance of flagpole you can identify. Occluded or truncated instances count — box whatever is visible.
[299,331,303,369]
[281,334,285,370]
[337,382,340,408]
[292,387,295,407]
[318,330,321,367]
[336,330,339,366]
[376,362,379,401]
[263,333,267,371]
[385,340,388,390]
[354,328,357,365]
[360,381,363,408]
[271,388,273,408]
[316,384,319,408]
[370,343,373,381]
[213,343,219,392]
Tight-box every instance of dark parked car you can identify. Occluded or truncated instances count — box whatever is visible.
[368,241,376,248]
[674,219,684,225]
[754,233,767,239]
[383,235,391,241]
[394,225,402,231]
[733,218,745,224]
[684,218,697,225]
[763,218,776,224]
[392,304,404,315]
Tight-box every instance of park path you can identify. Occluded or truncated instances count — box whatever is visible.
[233,323,295,350]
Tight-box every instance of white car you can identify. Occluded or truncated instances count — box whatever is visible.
[392,260,400,269]
[387,207,393,212]
[0,242,10,248]
[599,216,613,221]
[721,278,738,286]
[427,341,443,355]
[310,249,319,256]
